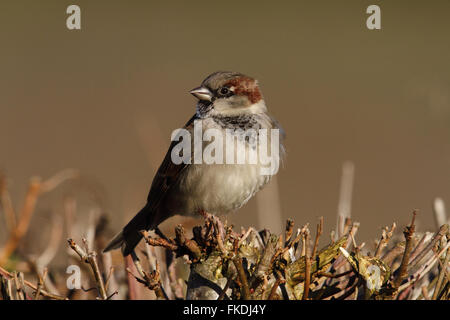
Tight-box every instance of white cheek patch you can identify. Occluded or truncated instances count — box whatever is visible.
[213,98,240,111]
[212,99,267,116]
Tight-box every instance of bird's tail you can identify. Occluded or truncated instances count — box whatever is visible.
[103,205,152,256]
[102,230,125,252]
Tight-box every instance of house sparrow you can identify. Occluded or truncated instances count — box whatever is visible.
[104,71,285,256]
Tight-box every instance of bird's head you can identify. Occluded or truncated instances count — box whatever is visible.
[190,71,267,117]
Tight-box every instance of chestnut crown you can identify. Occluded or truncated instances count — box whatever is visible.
[190,71,263,106]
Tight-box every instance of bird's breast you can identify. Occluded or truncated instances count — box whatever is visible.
[176,161,271,216]
[161,114,282,217]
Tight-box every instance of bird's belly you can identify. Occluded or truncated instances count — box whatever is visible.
[173,163,270,216]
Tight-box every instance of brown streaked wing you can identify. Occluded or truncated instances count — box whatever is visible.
[145,115,197,214]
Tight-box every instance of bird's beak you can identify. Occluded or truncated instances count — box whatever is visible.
[189,86,212,101]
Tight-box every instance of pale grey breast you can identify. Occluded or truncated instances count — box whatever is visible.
[162,114,279,217]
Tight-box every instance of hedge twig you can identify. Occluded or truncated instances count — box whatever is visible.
[432,247,449,300]
[394,211,416,288]
[68,238,107,300]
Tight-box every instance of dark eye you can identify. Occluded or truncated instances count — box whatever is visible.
[219,87,230,96]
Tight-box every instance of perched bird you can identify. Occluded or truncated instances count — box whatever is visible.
[104,71,285,256]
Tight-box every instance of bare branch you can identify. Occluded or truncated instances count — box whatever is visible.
[375,222,396,258]
[302,230,311,300]
[0,265,66,300]
[394,211,417,288]
[432,247,449,300]
[129,250,167,300]
[67,238,107,299]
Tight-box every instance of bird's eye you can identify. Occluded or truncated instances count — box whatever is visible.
[219,87,230,96]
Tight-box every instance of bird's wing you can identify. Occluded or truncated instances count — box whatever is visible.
[144,114,197,216]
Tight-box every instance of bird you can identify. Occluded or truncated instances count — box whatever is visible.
[104,71,285,256]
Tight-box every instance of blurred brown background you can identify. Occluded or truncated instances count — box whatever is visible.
[1,0,449,246]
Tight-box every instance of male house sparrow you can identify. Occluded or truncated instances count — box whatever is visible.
[104,71,285,256]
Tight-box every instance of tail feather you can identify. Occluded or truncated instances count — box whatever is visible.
[103,230,124,252]
[103,205,153,256]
